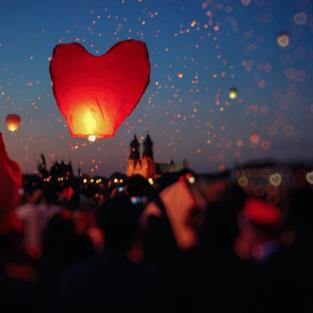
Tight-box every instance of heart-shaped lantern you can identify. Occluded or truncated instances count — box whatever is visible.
[49,40,150,140]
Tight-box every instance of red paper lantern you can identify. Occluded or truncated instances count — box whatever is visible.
[49,40,150,140]
[250,132,260,144]
[6,114,21,132]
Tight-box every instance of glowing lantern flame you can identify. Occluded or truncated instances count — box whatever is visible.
[277,33,290,48]
[228,87,238,99]
[238,176,248,188]
[191,20,197,27]
[49,40,150,140]
[6,114,21,132]
[88,135,96,142]
[250,132,260,144]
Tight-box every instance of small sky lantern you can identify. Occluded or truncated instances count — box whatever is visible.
[228,87,238,99]
[191,20,197,27]
[49,40,150,141]
[6,114,21,132]
[277,32,290,48]
[250,132,261,145]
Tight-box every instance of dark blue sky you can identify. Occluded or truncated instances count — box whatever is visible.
[1,0,313,175]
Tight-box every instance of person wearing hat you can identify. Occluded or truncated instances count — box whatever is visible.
[234,197,283,262]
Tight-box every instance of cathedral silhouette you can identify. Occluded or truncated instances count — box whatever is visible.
[126,134,188,179]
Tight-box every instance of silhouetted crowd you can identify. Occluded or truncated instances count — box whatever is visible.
[1,132,313,313]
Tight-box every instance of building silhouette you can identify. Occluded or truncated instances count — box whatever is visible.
[126,134,188,179]
[126,134,155,179]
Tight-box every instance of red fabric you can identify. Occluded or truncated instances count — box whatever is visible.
[0,133,22,212]
[144,178,205,250]
[50,40,150,139]
[243,197,282,225]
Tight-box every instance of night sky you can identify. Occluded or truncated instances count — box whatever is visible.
[1,0,313,176]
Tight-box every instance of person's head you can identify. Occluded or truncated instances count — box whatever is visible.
[156,172,180,192]
[234,197,284,261]
[200,184,245,255]
[97,196,141,255]
[126,174,154,197]
[202,200,239,254]
[42,183,60,205]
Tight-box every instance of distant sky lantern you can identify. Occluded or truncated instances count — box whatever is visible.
[178,72,183,79]
[49,40,150,140]
[241,0,251,6]
[191,20,197,27]
[238,176,248,188]
[277,32,290,47]
[5,114,21,132]
[228,87,238,99]
[294,12,307,25]
[250,132,260,144]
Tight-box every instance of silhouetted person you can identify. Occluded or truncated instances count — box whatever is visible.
[189,190,246,313]
[55,196,164,313]
[41,213,95,307]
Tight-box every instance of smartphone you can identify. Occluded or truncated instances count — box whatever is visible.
[130,196,146,206]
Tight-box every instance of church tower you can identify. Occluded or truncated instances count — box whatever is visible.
[143,133,153,159]
[129,134,140,160]
[141,133,155,179]
[126,134,156,179]
[126,135,141,177]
